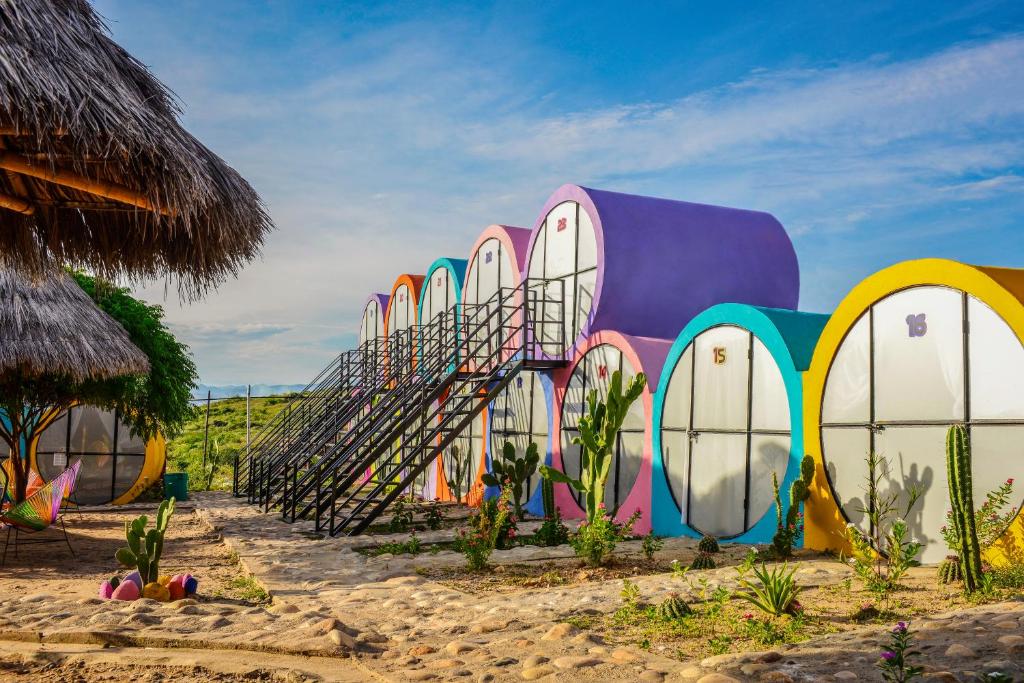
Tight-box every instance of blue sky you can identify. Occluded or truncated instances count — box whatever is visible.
[93,0,1024,385]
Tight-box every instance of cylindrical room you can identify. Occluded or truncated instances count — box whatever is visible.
[418,257,467,371]
[463,224,532,360]
[804,258,1024,564]
[485,370,555,516]
[652,303,828,543]
[29,404,166,505]
[434,386,489,507]
[359,292,389,347]
[384,273,425,375]
[523,184,800,355]
[551,330,671,534]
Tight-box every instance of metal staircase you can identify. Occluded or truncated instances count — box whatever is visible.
[235,277,566,535]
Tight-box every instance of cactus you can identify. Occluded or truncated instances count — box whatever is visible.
[657,593,692,620]
[482,442,540,518]
[541,477,555,518]
[771,455,815,558]
[448,445,466,502]
[946,425,984,593]
[698,535,720,553]
[689,551,716,571]
[937,555,962,584]
[115,498,176,584]
[540,370,646,522]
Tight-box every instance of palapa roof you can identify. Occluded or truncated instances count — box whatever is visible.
[0,269,150,382]
[0,0,273,297]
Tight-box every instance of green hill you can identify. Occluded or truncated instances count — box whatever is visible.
[167,394,297,491]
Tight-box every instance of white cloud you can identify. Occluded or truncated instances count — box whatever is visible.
[121,21,1024,384]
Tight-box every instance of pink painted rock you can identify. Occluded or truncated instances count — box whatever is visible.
[124,571,143,591]
[98,581,114,600]
[111,580,140,601]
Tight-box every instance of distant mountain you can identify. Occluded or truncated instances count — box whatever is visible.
[192,384,306,400]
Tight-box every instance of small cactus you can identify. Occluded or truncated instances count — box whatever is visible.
[115,498,176,585]
[689,551,716,571]
[698,535,720,553]
[946,425,983,593]
[541,477,555,518]
[937,555,962,584]
[656,593,692,620]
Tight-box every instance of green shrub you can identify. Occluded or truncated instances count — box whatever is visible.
[736,561,802,617]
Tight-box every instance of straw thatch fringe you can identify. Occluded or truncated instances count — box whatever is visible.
[0,0,273,298]
[0,269,149,382]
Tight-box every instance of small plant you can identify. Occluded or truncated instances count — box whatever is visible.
[457,487,513,571]
[689,551,716,571]
[541,477,556,517]
[656,593,691,620]
[771,455,814,558]
[425,500,444,530]
[877,621,923,682]
[844,450,922,595]
[945,425,984,593]
[387,497,414,533]
[230,575,269,602]
[669,559,688,579]
[571,508,641,567]
[540,370,646,522]
[642,532,664,560]
[115,497,175,584]
[937,555,962,584]
[534,507,570,547]
[736,561,802,617]
[620,578,642,609]
[697,535,720,553]
[481,441,540,519]
[447,445,467,502]
[368,533,423,556]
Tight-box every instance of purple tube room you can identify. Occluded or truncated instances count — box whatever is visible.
[523,184,800,354]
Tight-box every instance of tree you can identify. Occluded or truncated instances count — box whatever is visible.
[0,272,197,503]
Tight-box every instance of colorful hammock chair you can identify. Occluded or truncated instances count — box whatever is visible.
[0,460,80,564]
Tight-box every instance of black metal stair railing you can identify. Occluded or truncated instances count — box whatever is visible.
[299,278,567,535]
[237,337,388,503]
[280,303,486,520]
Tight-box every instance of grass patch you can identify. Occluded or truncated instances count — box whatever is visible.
[230,575,270,603]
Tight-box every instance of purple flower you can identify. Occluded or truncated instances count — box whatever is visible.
[893,621,907,633]
[880,651,896,661]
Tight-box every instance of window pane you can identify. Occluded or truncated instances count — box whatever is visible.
[748,434,791,530]
[36,412,68,454]
[577,207,598,271]
[822,314,871,424]
[576,269,597,339]
[114,454,146,500]
[687,433,748,537]
[117,421,147,455]
[529,374,549,438]
[70,406,115,454]
[692,326,750,430]
[968,296,1024,420]
[661,429,689,515]
[560,433,583,489]
[662,346,692,430]
[751,338,790,431]
[821,427,871,533]
[70,453,114,505]
[874,425,949,563]
[616,430,644,510]
[543,202,577,278]
[970,425,1024,547]
[527,225,546,279]
[873,287,964,422]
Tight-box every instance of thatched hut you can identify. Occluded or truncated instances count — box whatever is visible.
[0,0,272,295]
[0,269,149,502]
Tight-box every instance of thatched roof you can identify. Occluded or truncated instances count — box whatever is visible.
[0,0,273,297]
[0,269,150,383]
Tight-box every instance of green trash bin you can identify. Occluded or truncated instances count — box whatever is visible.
[164,472,189,501]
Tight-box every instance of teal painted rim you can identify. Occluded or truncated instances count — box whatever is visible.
[651,303,828,544]
[417,257,468,372]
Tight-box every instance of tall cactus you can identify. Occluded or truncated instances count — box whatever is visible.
[540,370,646,522]
[771,455,815,557]
[115,497,176,584]
[541,477,555,518]
[946,425,983,593]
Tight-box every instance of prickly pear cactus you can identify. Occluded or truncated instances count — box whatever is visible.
[657,593,692,620]
[937,555,963,584]
[689,551,716,571]
[116,497,176,584]
[698,535,720,553]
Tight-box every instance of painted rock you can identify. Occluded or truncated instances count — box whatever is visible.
[142,582,171,602]
[111,580,140,601]
[124,571,144,591]
[158,575,172,587]
[109,576,120,590]
[182,574,198,595]
[98,580,114,600]
[167,580,186,601]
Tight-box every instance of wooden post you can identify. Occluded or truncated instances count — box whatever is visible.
[201,390,212,468]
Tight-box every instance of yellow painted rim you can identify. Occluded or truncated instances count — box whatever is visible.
[803,258,1024,565]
